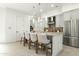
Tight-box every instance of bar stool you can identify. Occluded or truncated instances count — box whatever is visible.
[20,32,25,44]
[23,32,30,46]
[29,33,38,52]
[37,33,52,56]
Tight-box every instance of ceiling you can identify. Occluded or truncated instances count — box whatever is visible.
[0,3,79,16]
[0,3,63,16]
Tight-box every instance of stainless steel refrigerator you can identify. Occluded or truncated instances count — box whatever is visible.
[64,19,79,48]
[64,21,71,46]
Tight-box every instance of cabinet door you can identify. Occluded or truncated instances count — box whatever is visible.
[64,12,71,21]
[59,14,64,27]
[56,15,60,27]
[56,14,64,27]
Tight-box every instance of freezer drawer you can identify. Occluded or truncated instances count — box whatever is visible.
[63,36,79,47]
[63,36,70,46]
[70,36,79,47]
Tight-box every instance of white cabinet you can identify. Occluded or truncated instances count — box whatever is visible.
[56,14,64,27]
[64,12,71,21]
[56,15,60,27]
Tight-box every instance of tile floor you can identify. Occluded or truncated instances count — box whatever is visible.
[0,42,79,56]
[59,46,79,56]
[0,42,46,56]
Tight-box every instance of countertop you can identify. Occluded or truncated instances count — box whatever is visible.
[45,32,63,36]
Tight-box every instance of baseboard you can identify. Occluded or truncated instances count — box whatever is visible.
[0,41,21,44]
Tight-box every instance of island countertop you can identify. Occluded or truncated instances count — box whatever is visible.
[45,32,63,36]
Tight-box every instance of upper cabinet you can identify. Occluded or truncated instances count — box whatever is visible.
[63,8,79,21]
[56,14,64,27]
[71,9,79,20]
[63,12,71,21]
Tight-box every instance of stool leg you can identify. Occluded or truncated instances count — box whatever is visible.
[41,44,44,51]
[51,41,52,56]
[23,36,27,46]
[23,39,25,46]
[29,40,31,49]
[46,47,48,56]
[20,37,22,44]
[36,42,38,54]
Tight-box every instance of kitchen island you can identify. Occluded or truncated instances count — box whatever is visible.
[46,32,63,56]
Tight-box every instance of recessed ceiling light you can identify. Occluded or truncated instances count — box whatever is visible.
[51,4,54,7]
[40,9,43,12]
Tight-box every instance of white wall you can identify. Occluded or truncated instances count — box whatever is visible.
[5,8,30,42]
[5,8,17,42]
[0,7,6,42]
[0,7,30,43]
